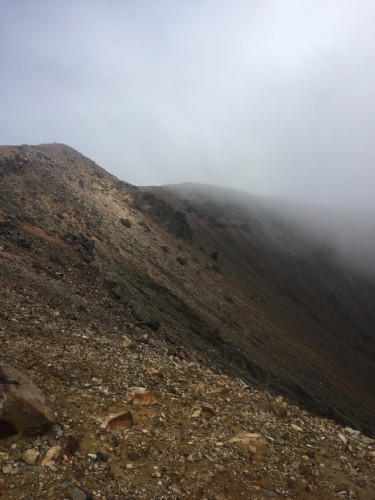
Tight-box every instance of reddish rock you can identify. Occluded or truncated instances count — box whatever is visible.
[61,435,80,456]
[127,387,157,405]
[101,411,134,432]
[41,444,63,466]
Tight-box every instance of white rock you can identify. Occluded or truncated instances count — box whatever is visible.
[22,448,40,465]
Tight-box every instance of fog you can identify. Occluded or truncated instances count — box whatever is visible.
[1,0,375,213]
[165,182,375,273]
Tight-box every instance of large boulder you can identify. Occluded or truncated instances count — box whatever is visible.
[0,363,55,437]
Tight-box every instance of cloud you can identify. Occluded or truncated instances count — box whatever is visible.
[1,0,375,211]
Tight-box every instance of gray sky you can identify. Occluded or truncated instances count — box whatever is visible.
[1,0,375,211]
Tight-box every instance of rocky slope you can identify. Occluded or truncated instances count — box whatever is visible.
[0,143,374,499]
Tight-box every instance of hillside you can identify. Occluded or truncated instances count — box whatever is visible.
[0,143,374,499]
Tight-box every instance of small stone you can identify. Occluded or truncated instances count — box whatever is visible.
[70,486,93,500]
[229,432,268,449]
[59,481,70,491]
[41,444,63,466]
[0,479,10,489]
[147,367,164,379]
[201,403,215,416]
[176,257,188,266]
[0,452,9,462]
[142,321,160,332]
[21,448,39,465]
[95,451,106,461]
[345,427,360,436]
[101,411,134,431]
[210,386,227,395]
[122,336,134,350]
[108,435,119,448]
[127,451,139,461]
[338,433,348,444]
[61,435,79,456]
[2,465,13,475]
[120,218,132,228]
[127,387,157,405]
[291,424,303,432]
[265,491,278,498]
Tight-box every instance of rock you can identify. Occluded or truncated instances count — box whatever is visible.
[265,490,278,498]
[138,220,151,232]
[229,432,268,450]
[345,427,360,436]
[0,362,55,436]
[142,320,160,332]
[210,386,228,395]
[291,423,303,432]
[147,367,164,379]
[101,411,134,432]
[0,452,9,462]
[211,251,218,261]
[88,451,106,461]
[108,435,119,447]
[0,479,10,490]
[120,218,132,228]
[127,387,157,405]
[2,465,13,475]
[201,403,215,417]
[112,284,131,304]
[338,432,348,444]
[122,336,134,350]
[70,486,93,500]
[176,257,188,266]
[21,448,39,465]
[191,403,215,418]
[61,435,79,456]
[41,445,63,466]
[127,450,139,461]
[0,219,18,235]
[131,305,145,321]
[35,247,52,260]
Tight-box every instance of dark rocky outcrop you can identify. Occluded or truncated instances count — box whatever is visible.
[134,191,192,239]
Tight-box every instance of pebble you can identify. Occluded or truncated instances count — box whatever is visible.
[2,465,13,475]
[21,448,39,465]
[70,486,93,500]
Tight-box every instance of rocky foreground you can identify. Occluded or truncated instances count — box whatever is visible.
[1,276,375,499]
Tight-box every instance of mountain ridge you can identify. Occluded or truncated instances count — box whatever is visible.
[1,143,375,498]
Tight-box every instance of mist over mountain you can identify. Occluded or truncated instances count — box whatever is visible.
[1,143,375,497]
[150,182,375,273]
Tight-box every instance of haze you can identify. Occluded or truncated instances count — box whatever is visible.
[1,0,375,212]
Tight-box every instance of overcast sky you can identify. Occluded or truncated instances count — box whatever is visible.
[1,0,375,211]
